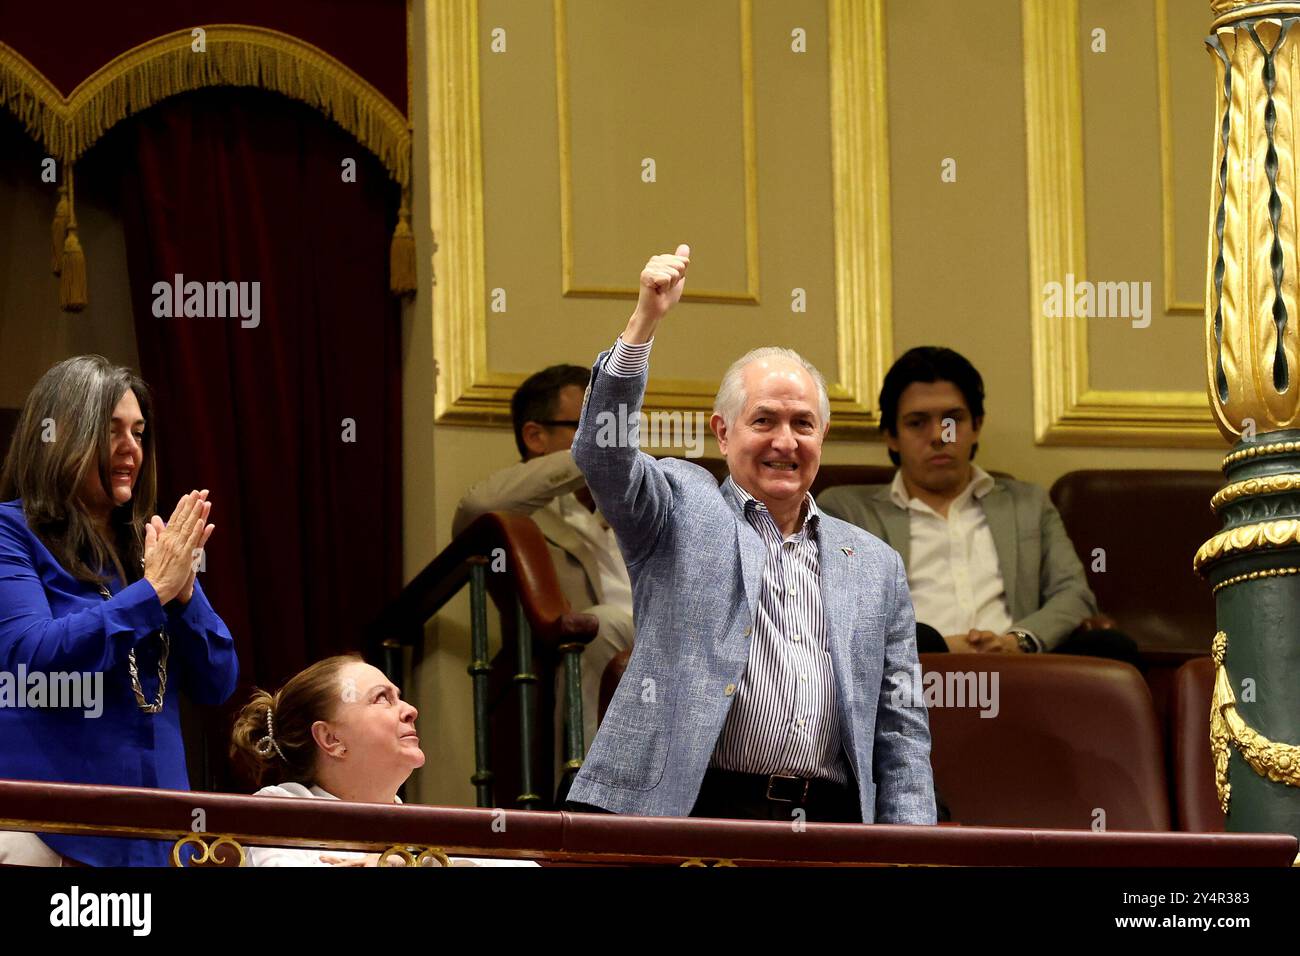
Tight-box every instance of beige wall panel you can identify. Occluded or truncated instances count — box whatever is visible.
[890,0,1220,481]
[748,0,837,377]
[1080,0,1201,394]
[562,0,752,297]
[1025,0,1218,444]
[478,0,838,392]
[1164,0,1214,311]
[0,146,138,406]
[886,0,1038,478]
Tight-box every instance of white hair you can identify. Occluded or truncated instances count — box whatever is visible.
[713,347,831,430]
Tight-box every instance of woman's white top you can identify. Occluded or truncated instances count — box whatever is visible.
[246,782,538,867]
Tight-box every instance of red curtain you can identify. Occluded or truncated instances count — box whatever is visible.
[82,89,403,785]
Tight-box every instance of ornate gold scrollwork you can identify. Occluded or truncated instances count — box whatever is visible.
[378,845,453,867]
[680,857,738,867]
[1210,631,1300,815]
[171,833,246,867]
[1194,520,1300,573]
[1211,473,1300,510]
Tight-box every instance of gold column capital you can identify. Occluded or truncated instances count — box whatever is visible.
[1212,2,1300,24]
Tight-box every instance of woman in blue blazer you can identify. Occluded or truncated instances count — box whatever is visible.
[0,355,238,866]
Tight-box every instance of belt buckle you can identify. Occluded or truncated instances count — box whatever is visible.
[765,774,810,804]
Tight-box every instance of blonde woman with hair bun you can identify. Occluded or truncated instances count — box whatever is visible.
[231,654,535,867]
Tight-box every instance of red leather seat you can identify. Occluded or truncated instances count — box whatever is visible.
[1169,656,1224,832]
[603,651,1170,830]
[1050,470,1221,653]
[920,653,1170,830]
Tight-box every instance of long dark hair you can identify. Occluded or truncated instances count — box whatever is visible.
[0,355,158,585]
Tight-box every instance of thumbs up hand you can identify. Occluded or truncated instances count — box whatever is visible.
[625,244,690,343]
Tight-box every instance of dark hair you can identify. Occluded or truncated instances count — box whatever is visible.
[0,355,157,585]
[878,347,985,466]
[510,364,590,460]
[230,654,362,788]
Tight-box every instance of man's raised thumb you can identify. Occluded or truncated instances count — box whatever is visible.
[675,243,690,259]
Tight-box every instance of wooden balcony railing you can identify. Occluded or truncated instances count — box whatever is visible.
[0,779,1295,867]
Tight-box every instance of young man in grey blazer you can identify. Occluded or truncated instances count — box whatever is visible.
[564,244,936,824]
[819,347,1136,663]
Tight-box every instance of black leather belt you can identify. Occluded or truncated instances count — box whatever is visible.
[704,768,850,806]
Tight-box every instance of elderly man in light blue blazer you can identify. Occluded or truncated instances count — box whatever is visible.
[564,244,935,824]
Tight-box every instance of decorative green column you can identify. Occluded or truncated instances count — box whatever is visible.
[1198,0,1300,838]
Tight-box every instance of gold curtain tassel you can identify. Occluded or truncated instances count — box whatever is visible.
[59,226,88,312]
[58,166,87,312]
[389,193,416,297]
[51,180,69,275]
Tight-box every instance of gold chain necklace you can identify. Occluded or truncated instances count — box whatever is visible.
[97,581,169,715]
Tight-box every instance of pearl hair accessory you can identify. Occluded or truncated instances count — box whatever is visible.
[255,708,287,761]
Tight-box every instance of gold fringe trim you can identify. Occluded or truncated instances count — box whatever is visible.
[1210,630,1300,816]
[0,26,410,189]
[0,43,64,154]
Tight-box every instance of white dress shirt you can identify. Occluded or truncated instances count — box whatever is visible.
[891,465,1014,637]
[710,483,846,783]
[548,494,632,610]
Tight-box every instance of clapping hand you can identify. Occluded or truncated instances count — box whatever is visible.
[143,490,215,605]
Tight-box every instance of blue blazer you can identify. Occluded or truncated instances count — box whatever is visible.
[0,499,239,865]
[565,351,936,823]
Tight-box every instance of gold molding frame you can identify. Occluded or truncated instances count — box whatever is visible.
[1023,0,1221,447]
[430,0,893,435]
[1156,0,1206,315]
[554,0,760,304]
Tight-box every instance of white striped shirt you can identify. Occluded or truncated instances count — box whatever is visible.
[601,336,848,784]
[711,482,847,783]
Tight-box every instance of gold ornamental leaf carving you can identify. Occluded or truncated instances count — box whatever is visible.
[1194,519,1300,572]
[1211,472,1300,509]
[1211,631,1300,815]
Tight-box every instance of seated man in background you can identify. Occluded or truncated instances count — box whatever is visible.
[820,347,1138,666]
[453,365,635,777]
